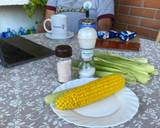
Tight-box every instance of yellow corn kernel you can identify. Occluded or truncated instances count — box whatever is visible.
[55,74,125,110]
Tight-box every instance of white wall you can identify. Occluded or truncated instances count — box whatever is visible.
[0,5,43,33]
[0,0,29,6]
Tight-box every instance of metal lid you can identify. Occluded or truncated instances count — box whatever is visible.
[55,45,72,58]
[80,18,96,25]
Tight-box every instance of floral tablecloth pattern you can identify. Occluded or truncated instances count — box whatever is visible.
[0,34,160,128]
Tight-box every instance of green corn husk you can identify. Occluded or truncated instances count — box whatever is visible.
[44,90,67,105]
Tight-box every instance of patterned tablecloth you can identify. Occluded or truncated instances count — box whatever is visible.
[0,34,160,128]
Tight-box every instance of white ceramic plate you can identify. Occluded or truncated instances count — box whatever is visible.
[51,78,139,128]
[45,31,74,40]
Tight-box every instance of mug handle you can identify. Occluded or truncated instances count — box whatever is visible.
[43,18,52,33]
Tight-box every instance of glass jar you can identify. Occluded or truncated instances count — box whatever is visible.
[79,49,95,78]
[55,45,72,83]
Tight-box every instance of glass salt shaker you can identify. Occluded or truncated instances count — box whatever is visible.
[79,49,95,78]
[55,45,72,83]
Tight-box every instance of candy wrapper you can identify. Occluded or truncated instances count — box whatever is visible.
[98,30,137,41]
[98,30,118,39]
[98,31,109,39]
[119,31,137,41]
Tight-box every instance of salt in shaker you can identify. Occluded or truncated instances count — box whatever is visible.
[55,45,72,83]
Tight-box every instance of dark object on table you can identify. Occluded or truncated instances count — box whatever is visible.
[0,36,54,68]
[96,37,140,51]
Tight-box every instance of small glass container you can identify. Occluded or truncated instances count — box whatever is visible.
[55,45,72,83]
[79,49,95,78]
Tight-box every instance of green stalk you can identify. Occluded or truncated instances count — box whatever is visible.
[95,70,137,85]
[94,57,131,72]
[132,57,148,63]
[95,71,113,77]
[95,65,123,73]
[94,56,152,84]
[129,70,150,84]
[94,53,155,74]
[95,52,147,64]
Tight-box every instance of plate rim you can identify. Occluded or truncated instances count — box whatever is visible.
[45,31,74,40]
[50,78,139,128]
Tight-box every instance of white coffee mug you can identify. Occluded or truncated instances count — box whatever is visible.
[43,14,67,38]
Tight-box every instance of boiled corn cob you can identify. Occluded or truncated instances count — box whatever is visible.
[44,74,125,110]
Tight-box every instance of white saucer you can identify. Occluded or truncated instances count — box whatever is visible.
[45,31,74,40]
